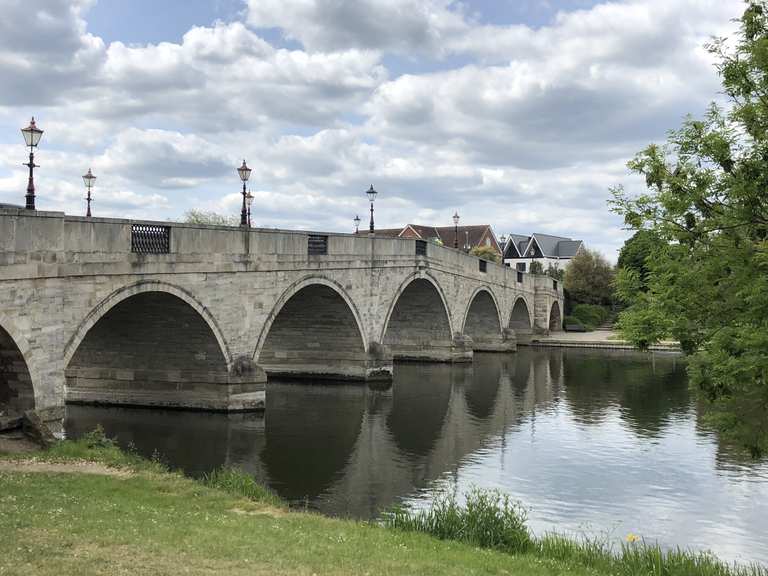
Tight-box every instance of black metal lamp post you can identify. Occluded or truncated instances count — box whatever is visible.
[82,168,96,217]
[21,117,43,210]
[354,214,361,233]
[246,190,254,228]
[237,160,252,227]
[366,184,377,233]
[452,211,460,249]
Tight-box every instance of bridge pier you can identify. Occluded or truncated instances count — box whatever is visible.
[389,334,473,363]
[66,361,267,412]
[470,328,517,353]
[258,345,393,383]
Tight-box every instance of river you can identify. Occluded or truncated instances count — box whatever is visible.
[65,347,768,566]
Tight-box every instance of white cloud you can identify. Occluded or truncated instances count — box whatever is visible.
[0,0,746,259]
[246,0,467,55]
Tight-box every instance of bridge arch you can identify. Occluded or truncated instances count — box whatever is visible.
[462,287,504,351]
[549,301,562,332]
[255,276,368,379]
[64,280,232,371]
[64,281,236,408]
[0,315,35,413]
[381,272,454,361]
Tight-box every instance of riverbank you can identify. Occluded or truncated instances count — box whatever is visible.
[528,330,681,351]
[1,436,763,576]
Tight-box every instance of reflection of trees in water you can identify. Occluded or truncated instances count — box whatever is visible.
[561,350,688,435]
[618,362,689,438]
[693,399,768,468]
[261,383,366,501]
[386,363,453,458]
[464,356,501,420]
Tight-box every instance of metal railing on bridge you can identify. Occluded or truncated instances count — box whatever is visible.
[131,224,170,254]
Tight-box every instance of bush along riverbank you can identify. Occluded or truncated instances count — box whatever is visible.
[1,432,765,576]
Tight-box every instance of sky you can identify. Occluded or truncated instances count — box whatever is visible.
[0,0,744,259]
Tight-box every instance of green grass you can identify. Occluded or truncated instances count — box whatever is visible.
[201,466,284,508]
[385,488,531,553]
[1,436,765,576]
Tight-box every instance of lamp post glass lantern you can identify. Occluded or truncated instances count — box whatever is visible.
[237,159,252,227]
[20,117,43,210]
[82,168,96,217]
[354,214,361,233]
[366,184,377,233]
[246,190,254,228]
[453,211,460,249]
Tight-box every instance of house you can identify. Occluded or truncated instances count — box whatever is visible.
[501,233,583,272]
[367,224,502,255]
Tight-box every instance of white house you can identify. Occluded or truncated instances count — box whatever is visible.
[501,233,583,273]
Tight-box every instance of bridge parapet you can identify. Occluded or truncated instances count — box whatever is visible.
[0,208,542,292]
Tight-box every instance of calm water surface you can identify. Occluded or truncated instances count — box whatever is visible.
[65,348,768,566]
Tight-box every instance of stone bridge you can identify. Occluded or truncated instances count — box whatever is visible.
[0,208,563,420]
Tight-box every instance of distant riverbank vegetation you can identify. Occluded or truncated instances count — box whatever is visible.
[2,434,764,576]
[610,2,768,457]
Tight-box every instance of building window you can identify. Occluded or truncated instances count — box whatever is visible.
[516,262,526,272]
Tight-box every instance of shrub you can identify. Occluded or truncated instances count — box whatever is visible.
[572,304,610,328]
[563,316,589,332]
[470,245,500,263]
[384,487,532,554]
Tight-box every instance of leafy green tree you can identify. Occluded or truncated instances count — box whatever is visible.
[610,2,768,456]
[183,210,239,226]
[470,245,500,263]
[616,230,661,289]
[563,248,614,306]
[546,263,565,281]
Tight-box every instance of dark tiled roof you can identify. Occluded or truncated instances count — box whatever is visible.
[503,232,583,259]
[555,239,582,258]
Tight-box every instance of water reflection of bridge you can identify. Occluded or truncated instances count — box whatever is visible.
[66,349,688,518]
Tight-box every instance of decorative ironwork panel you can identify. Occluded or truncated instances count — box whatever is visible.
[131,224,170,254]
[479,259,487,273]
[308,234,328,255]
[415,240,427,256]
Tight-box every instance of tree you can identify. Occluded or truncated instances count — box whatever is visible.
[470,245,500,263]
[529,260,544,274]
[183,210,238,226]
[563,248,614,306]
[546,263,565,281]
[610,2,768,456]
[616,230,661,288]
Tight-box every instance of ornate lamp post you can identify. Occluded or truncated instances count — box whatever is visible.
[354,214,361,233]
[366,184,377,233]
[82,168,96,217]
[237,160,252,227]
[452,211,460,249]
[246,191,254,228]
[20,117,43,210]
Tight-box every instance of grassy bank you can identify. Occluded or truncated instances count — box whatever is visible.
[1,435,764,576]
